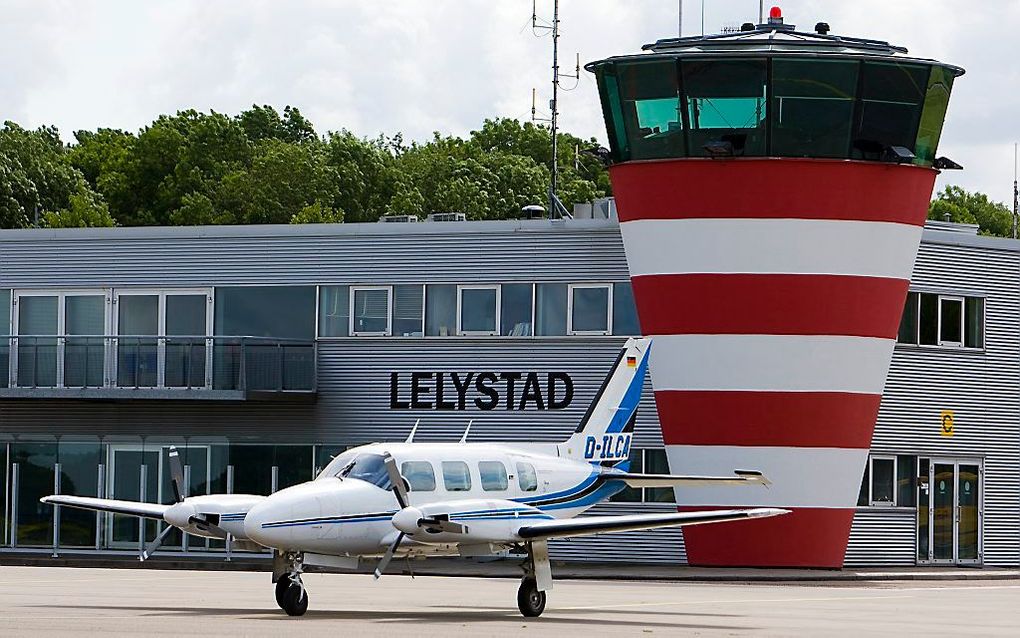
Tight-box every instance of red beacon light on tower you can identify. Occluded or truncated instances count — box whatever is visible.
[768,6,784,25]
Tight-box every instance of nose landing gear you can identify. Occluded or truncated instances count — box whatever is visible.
[272,551,309,616]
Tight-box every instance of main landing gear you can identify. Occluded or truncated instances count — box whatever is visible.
[273,551,309,616]
[518,540,552,618]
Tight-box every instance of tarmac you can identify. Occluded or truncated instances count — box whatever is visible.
[1,564,1018,636]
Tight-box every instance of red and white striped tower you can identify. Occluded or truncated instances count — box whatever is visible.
[588,13,962,567]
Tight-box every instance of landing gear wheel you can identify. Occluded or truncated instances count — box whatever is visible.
[280,578,309,616]
[517,577,546,618]
[275,577,290,609]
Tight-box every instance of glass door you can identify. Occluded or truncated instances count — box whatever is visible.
[919,458,981,565]
[12,291,110,388]
[107,447,159,548]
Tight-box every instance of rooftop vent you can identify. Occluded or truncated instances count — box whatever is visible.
[427,212,468,222]
[520,205,547,220]
[378,214,420,223]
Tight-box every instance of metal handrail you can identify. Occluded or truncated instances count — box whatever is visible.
[1,335,316,393]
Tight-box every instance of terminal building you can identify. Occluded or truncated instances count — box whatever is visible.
[0,215,1018,568]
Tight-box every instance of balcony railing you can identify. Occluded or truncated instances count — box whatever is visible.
[0,335,316,399]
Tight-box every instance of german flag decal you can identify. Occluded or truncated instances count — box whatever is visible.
[626,356,637,368]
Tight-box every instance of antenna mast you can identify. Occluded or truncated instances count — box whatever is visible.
[1013,142,1018,239]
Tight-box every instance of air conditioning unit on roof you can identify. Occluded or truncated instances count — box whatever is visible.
[427,212,467,222]
[378,214,420,223]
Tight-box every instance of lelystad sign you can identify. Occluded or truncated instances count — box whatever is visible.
[389,371,573,411]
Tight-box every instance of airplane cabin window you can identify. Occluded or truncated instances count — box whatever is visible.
[517,462,538,492]
[442,461,473,491]
[401,460,436,491]
[479,461,509,491]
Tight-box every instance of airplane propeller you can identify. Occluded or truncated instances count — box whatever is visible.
[140,446,230,562]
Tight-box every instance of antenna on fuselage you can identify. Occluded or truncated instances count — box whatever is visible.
[405,418,421,443]
[459,420,474,444]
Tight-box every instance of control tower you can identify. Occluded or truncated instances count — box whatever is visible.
[586,9,963,568]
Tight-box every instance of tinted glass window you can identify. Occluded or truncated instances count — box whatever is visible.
[597,68,630,161]
[425,284,457,337]
[612,282,640,336]
[401,461,436,491]
[853,62,928,159]
[535,284,567,336]
[915,66,955,164]
[897,455,917,508]
[65,295,106,388]
[442,461,472,491]
[318,286,350,337]
[897,291,919,344]
[644,449,675,503]
[0,289,10,336]
[479,461,509,491]
[683,59,767,157]
[919,293,938,345]
[460,287,498,334]
[570,286,610,334]
[501,283,533,336]
[393,285,424,337]
[352,288,390,335]
[965,297,984,348]
[517,461,538,492]
[610,448,643,502]
[871,457,895,504]
[772,59,858,158]
[939,297,963,345]
[615,59,684,160]
[215,286,315,339]
[341,453,392,490]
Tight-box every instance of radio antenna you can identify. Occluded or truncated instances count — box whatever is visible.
[1013,142,1018,239]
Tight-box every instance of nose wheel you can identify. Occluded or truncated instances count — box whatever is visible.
[273,551,309,616]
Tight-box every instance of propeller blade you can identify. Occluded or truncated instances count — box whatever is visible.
[382,453,409,510]
[188,515,229,539]
[374,532,404,580]
[141,523,175,561]
[167,446,186,503]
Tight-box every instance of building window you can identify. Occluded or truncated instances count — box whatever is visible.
[857,455,918,508]
[393,285,424,337]
[610,448,676,503]
[897,291,984,349]
[500,283,534,337]
[400,461,436,492]
[568,284,612,335]
[441,460,472,491]
[350,286,391,336]
[425,284,457,337]
[318,286,350,337]
[535,283,567,336]
[516,461,538,492]
[457,285,499,336]
[612,282,640,336]
[215,286,315,340]
[478,460,509,491]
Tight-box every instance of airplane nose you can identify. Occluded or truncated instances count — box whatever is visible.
[242,499,275,548]
[242,483,325,550]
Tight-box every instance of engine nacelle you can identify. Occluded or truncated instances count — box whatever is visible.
[393,499,549,545]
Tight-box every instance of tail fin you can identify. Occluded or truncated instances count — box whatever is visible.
[558,337,651,468]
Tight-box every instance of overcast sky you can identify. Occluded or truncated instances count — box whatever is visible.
[2,0,1018,204]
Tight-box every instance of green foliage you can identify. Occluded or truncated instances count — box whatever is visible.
[928,186,1013,237]
[1,113,613,229]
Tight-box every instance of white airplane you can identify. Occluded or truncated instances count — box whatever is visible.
[42,337,788,617]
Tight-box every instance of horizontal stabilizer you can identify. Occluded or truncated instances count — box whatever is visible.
[41,495,169,520]
[516,507,789,540]
[615,469,771,489]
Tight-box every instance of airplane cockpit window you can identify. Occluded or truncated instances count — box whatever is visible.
[479,460,509,491]
[401,461,436,491]
[442,461,472,491]
[336,453,392,490]
[317,450,357,480]
[517,462,538,492]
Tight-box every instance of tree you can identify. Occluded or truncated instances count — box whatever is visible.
[929,186,1013,237]
[290,201,345,224]
[42,186,115,228]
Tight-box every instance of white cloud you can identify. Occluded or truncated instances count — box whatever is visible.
[1,0,1016,202]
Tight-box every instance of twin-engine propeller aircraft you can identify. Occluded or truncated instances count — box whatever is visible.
[43,337,788,617]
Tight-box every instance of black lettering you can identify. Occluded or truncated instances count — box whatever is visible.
[474,372,499,410]
[500,372,522,410]
[547,372,573,410]
[519,372,545,410]
[451,372,475,410]
[411,372,433,410]
[389,372,409,409]
[435,372,456,410]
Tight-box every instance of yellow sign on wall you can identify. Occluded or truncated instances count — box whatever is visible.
[940,410,955,437]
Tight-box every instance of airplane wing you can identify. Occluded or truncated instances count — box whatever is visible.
[41,495,169,520]
[614,470,771,488]
[515,507,789,541]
